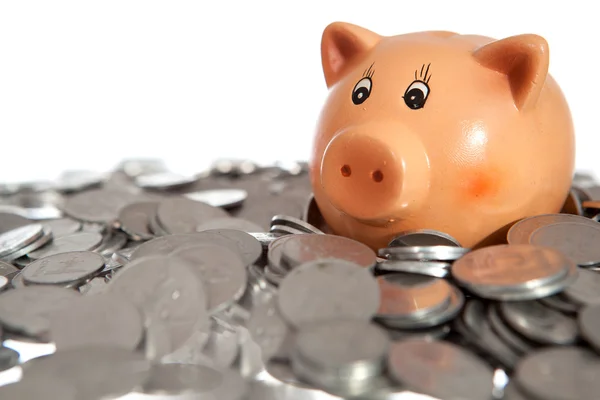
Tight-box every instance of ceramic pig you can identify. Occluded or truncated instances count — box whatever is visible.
[309,22,575,250]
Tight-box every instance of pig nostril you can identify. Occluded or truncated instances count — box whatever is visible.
[341,165,352,177]
[371,170,384,183]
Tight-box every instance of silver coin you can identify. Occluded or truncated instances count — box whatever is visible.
[78,276,108,295]
[270,214,324,234]
[562,268,600,305]
[28,231,103,260]
[376,260,450,278]
[451,244,576,300]
[48,292,143,351]
[539,293,581,314]
[487,303,536,355]
[264,263,285,286]
[254,361,338,399]
[10,271,27,289]
[55,170,105,192]
[173,365,249,400]
[270,224,309,235]
[0,376,77,400]
[63,188,145,224]
[375,273,453,322]
[291,320,389,391]
[502,383,533,400]
[388,229,461,247]
[244,264,277,303]
[267,234,297,273]
[107,255,207,358]
[246,296,289,363]
[135,171,198,189]
[0,285,80,338]
[267,255,289,276]
[97,231,128,256]
[0,260,18,276]
[200,229,263,267]
[579,305,600,354]
[0,275,9,291]
[130,232,214,260]
[460,300,520,369]
[515,347,600,400]
[277,258,380,328]
[161,315,212,366]
[22,345,152,399]
[80,221,107,234]
[156,197,231,234]
[385,324,451,341]
[99,254,123,274]
[201,318,240,369]
[172,244,248,314]
[116,245,136,260]
[119,157,168,177]
[529,222,600,267]
[379,283,464,330]
[269,328,297,363]
[0,212,32,234]
[0,204,63,221]
[530,222,600,267]
[116,201,157,241]
[22,251,105,286]
[280,233,377,270]
[145,364,248,400]
[148,210,170,236]
[185,188,248,209]
[379,246,469,262]
[141,363,223,395]
[233,194,305,231]
[0,223,44,257]
[507,213,600,245]
[387,339,494,400]
[42,218,81,238]
[2,226,53,262]
[237,324,270,380]
[499,300,578,345]
[197,217,264,233]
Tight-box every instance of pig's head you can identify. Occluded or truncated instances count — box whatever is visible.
[310,22,574,249]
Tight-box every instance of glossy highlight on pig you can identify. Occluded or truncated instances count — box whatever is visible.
[309,22,575,250]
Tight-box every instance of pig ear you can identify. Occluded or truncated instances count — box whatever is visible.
[321,22,382,88]
[473,34,549,111]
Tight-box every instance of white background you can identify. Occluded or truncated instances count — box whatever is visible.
[0,0,598,183]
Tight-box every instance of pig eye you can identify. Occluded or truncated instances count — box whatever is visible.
[352,77,372,105]
[403,80,430,110]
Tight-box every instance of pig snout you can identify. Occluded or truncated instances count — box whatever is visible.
[320,125,430,221]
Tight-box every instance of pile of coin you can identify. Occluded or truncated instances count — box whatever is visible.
[0,161,600,399]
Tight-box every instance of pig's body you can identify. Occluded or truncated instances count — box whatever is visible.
[310,23,575,250]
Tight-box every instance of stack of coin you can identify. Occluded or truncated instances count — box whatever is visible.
[1,160,600,399]
[375,273,464,336]
[0,224,53,262]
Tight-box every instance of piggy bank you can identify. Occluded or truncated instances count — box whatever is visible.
[309,22,575,250]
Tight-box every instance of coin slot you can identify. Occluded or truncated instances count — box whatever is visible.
[371,170,384,183]
[340,165,351,177]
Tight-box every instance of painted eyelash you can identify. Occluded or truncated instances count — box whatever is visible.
[414,63,432,83]
[363,63,375,79]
